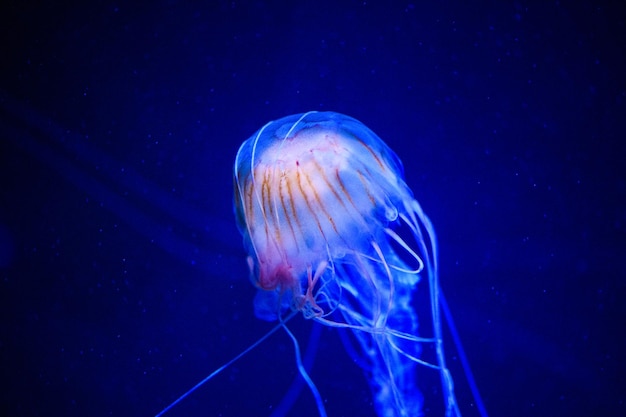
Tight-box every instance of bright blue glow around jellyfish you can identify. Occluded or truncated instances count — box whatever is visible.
[233,111,462,416]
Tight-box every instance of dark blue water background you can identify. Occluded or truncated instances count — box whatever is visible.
[1,1,624,416]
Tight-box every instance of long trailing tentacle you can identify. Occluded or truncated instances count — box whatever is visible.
[280,322,327,417]
[154,311,298,417]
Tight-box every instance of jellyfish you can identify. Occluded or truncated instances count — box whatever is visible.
[155,111,486,417]
[232,111,463,417]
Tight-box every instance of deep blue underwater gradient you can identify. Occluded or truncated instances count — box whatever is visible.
[0,1,624,416]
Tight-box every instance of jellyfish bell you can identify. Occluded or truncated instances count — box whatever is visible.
[233,112,419,321]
